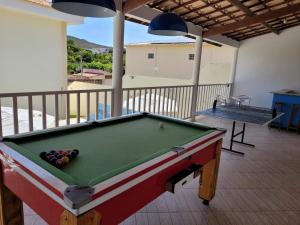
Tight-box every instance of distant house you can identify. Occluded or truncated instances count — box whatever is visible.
[68,69,112,84]
[0,0,83,115]
[125,41,236,84]
[90,48,111,54]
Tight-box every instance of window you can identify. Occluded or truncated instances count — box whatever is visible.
[189,54,195,60]
[148,53,155,59]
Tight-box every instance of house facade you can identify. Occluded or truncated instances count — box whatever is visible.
[125,41,236,84]
[0,0,83,115]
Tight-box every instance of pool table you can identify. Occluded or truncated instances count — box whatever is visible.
[0,113,225,225]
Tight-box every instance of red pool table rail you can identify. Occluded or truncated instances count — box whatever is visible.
[0,115,225,225]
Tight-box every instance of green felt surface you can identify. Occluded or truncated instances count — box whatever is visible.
[4,116,214,186]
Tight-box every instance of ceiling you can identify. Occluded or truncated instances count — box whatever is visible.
[125,0,300,41]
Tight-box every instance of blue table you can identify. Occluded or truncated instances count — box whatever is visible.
[272,90,300,129]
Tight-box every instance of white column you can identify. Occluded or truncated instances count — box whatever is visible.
[229,47,239,97]
[112,9,125,117]
[190,35,203,121]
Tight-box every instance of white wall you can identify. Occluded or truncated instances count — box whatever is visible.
[0,7,68,93]
[233,26,300,108]
[126,44,235,84]
[0,7,68,116]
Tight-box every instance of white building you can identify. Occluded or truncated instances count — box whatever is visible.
[125,41,236,84]
[0,0,83,115]
[0,0,83,93]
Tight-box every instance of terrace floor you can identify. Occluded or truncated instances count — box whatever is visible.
[24,116,300,225]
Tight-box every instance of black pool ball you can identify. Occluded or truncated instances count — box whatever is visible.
[73,149,79,155]
[47,155,55,161]
[70,151,77,159]
[50,150,56,154]
[40,152,47,160]
[49,158,57,165]
[56,154,63,159]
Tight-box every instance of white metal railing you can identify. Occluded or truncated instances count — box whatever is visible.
[0,83,231,138]
[122,83,231,119]
[0,89,113,137]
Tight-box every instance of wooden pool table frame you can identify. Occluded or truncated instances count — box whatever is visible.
[0,113,225,225]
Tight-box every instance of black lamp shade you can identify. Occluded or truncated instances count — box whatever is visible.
[148,12,188,36]
[52,0,116,17]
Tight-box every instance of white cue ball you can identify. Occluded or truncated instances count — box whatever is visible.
[159,122,164,129]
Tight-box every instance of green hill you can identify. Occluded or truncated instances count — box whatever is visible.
[67,36,112,50]
[67,37,112,74]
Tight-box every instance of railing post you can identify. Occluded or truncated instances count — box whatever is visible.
[112,2,125,117]
[190,35,204,121]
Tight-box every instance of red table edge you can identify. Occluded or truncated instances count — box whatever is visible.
[0,130,225,216]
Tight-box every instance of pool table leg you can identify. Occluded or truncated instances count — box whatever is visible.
[60,210,101,225]
[0,164,24,225]
[198,139,222,205]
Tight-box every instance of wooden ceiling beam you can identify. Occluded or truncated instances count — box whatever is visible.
[205,1,288,28]
[203,2,300,37]
[226,0,253,16]
[123,0,154,13]
[277,21,300,31]
[196,8,242,25]
[224,23,264,35]
[204,1,281,27]
[171,0,200,11]
[227,0,279,34]
[150,0,165,8]
[189,4,234,22]
[238,30,271,40]
[179,0,223,17]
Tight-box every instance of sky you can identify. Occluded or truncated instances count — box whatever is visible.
[67,18,192,47]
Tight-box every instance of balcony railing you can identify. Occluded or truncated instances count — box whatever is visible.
[0,83,231,138]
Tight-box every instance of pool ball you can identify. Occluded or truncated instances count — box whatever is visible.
[49,150,56,154]
[73,149,79,155]
[56,159,64,168]
[62,156,69,164]
[159,122,164,129]
[66,153,72,160]
[70,151,78,159]
[56,154,63,159]
[39,152,47,160]
[47,155,55,161]
[49,158,57,165]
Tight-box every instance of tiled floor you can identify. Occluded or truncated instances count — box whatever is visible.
[24,116,300,225]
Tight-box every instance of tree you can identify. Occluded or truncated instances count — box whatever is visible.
[67,38,113,74]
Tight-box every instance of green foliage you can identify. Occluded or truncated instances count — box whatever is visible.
[67,38,113,74]
[68,63,78,74]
